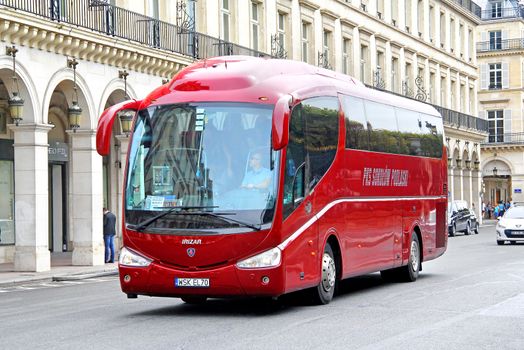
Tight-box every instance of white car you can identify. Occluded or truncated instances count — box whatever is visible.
[496,206,524,245]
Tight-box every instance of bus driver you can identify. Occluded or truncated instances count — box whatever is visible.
[241,151,271,190]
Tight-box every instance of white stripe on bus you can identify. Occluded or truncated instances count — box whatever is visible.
[277,195,446,250]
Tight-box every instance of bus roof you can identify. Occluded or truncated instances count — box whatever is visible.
[154,55,440,117]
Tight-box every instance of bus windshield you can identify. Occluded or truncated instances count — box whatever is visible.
[124,102,279,232]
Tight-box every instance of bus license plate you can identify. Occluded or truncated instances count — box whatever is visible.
[175,278,210,288]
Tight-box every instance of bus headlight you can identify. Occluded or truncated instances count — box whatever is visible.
[119,247,152,267]
[236,247,281,269]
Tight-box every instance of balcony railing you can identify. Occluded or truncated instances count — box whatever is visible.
[452,0,482,18]
[434,106,488,133]
[480,7,524,20]
[0,0,268,59]
[477,38,524,52]
[366,84,488,134]
[481,132,524,145]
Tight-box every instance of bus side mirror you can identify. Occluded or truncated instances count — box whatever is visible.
[96,99,141,156]
[272,95,292,150]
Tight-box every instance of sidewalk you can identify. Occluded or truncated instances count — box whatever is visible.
[0,252,118,287]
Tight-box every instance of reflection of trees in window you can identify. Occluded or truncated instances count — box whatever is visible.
[341,95,444,158]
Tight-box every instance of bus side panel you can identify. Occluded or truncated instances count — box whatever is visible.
[281,203,321,294]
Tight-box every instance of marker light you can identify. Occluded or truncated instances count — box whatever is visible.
[119,247,152,267]
[236,247,281,269]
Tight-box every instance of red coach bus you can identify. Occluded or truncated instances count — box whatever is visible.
[96,56,447,304]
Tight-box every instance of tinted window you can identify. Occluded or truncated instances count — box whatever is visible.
[283,104,306,219]
[303,97,339,190]
[396,108,423,156]
[419,113,444,158]
[342,95,369,150]
[282,97,339,219]
[365,101,399,154]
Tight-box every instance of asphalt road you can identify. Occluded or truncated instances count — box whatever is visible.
[2,223,524,350]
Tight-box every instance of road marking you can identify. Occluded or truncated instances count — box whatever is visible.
[0,276,117,293]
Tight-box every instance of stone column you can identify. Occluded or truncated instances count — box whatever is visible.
[9,123,53,272]
[69,130,105,266]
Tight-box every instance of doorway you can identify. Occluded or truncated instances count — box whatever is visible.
[48,163,67,252]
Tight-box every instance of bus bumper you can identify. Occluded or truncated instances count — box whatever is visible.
[118,262,286,298]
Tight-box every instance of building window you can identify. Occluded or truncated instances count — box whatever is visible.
[450,17,455,51]
[251,1,260,51]
[391,0,398,26]
[440,12,445,48]
[342,38,351,75]
[491,1,502,19]
[278,12,286,52]
[360,45,369,83]
[417,0,423,37]
[302,21,310,63]
[489,31,502,50]
[405,0,412,32]
[489,63,502,90]
[391,57,398,92]
[429,5,434,42]
[323,29,331,58]
[149,0,159,19]
[221,0,230,41]
[377,0,384,19]
[488,110,504,142]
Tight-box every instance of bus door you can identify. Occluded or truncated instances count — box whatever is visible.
[282,97,339,288]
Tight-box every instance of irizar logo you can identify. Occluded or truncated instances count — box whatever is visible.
[182,239,202,245]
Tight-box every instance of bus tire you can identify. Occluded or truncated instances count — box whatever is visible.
[311,243,337,305]
[398,233,420,282]
[181,296,207,304]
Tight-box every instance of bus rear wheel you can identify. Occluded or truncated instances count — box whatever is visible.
[311,243,337,305]
[381,233,420,282]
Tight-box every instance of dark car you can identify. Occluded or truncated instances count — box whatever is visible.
[448,200,478,236]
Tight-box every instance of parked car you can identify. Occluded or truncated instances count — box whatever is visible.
[496,206,524,245]
[448,200,477,236]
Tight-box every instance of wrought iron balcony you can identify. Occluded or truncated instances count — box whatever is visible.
[434,106,488,133]
[480,7,524,20]
[452,0,482,18]
[477,38,524,52]
[366,84,488,134]
[0,0,268,59]
[482,133,524,145]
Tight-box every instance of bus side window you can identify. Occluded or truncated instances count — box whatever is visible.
[395,107,423,156]
[283,104,306,219]
[341,95,369,150]
[303,97,339,191]
[420,113,444,158]
[364,101,399,154]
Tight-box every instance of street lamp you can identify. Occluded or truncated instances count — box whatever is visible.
[117,70,134,136]
[67,58,82,132]
[6,46,24,126]
[118,109,135,136]
[474,160,480,171]
[493,167,498,176]
[465,159,471,170]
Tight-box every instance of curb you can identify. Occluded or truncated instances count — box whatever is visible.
[52,270,118,281]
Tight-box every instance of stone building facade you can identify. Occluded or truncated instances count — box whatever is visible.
[0,0,488,270]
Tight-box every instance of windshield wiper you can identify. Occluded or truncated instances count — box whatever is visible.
[188,211,261,231]
[131,206,218,231]
[130,206,261,232]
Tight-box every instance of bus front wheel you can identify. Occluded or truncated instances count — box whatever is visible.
[311,243,337,305]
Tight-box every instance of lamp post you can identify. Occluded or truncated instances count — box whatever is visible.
[493,167,498,176]
[6,46,24,126]
[67,58,82,132]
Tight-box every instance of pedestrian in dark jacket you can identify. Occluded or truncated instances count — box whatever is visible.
[103,208,116,263]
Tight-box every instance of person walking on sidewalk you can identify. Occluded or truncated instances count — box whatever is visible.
[103,208,116,263]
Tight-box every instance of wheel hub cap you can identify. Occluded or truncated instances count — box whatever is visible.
[322,253,336,292]
[410,240,419,272]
